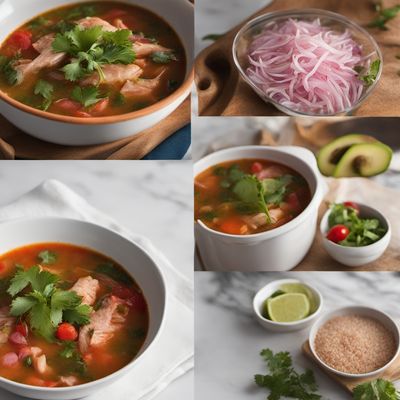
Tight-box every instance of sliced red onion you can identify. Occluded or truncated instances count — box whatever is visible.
[9,331,28,346]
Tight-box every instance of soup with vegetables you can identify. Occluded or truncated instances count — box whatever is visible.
[194,159,311,235]
[0,2,186,117]
[0,243,148,387]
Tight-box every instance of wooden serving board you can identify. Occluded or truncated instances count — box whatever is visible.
[302,341,400,394]
[195,0,400,117]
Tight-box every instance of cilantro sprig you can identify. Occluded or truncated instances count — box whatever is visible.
[0,55,21,86]
[368,4,400,30]
[52,26,136,82]
[7,261,92,342]
[254,348,322,400]
[353,379,400,400]
[34,80,54,111]
[71,85,104,108]
[357,59,381,87]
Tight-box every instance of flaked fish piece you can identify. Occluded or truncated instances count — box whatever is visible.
[79,295,128,354]
[132,42,171,58]
[69,276,100,306]
[81,63,143,86]
[120,70,165,98]
[77,17,117,32]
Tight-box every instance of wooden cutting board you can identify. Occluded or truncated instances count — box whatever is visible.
[302,341,400,394]
[195,0,400,117]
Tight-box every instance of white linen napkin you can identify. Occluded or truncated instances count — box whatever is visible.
[0,179,194,400]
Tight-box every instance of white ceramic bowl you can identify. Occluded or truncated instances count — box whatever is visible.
[253,278,323,332]
[309,306,400,379]
[0,0,193,146]
[0,217,167,400]
[194,145,328,271]
[320,203,391,267]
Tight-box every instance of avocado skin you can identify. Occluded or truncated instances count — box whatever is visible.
[333,142,392,178]
[317,134,377,176]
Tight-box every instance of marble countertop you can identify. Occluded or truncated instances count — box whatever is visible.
[195,271,400,399]
[0,160,193,400]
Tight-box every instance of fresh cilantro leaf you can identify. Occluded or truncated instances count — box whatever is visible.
[29,301,55,342]
[71,86,104,108]
[34,80,54,111]
[7,265,32,296]
[51,289,82,310]
[113,92,126,106]
[63,304,92,325]
[0,55,21,85]
[9,296,37,316]
[255,348,322,400]
[28,16,50,29]
[65,5,97,20]
[103,29,132,45]
[368,5,400,30]
[100,44,136,64]
[150,51,177,64]
[59,340,78,358]
[67,26,103,51]
[353,379,400,400]
[62,59,85,81]
[95,262,132,285]
[38,250,57,265]
[359,59,381,87]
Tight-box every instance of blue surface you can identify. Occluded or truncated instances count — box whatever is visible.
[142,124,191,160]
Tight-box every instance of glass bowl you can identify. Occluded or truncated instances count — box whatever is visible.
[232,9,383,117]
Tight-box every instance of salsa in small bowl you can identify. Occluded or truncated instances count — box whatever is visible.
[320,202,391,267]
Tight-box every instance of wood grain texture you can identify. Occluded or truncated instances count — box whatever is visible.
[302,341,400,393]
[195,0,400,116]
[0,98,190,160]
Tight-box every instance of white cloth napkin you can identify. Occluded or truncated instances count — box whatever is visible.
[0,179,194,400]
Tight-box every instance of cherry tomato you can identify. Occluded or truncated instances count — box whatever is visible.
[250,162,263,174]
[56,323,78,341]
[327,224,350,243]
[15,322,28,337]
[54,99,81,114]
[90,98,109,114]
[7,30,32,51]
[219,217,248,235]
[343,201,360,213]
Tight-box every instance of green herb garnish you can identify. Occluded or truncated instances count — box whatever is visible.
[150,51,177,64]
[38,250,57,265]
[59,341,87,376]
[368,4,400,30]
[359,59,381,87]
[202,33,224,41]
[0,55,21,85]
[353,379,400,400]
[34,80,54,111]
[71,86,104,108]
[7,264,91,342]
[52,26,135,82]
[254,348,321,400]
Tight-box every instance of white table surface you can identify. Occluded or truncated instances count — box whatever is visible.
[0,160,194,400]
[195,271,400,399]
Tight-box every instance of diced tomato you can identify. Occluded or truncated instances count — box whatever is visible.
[343,201,360,213]
[250,162,263,174]
[44,380,58,387]
[7,30,32,51]
[54,99,82,114]
[219,217,248,235]
[56,323,78,341]
[327,224,350,243]
[15,322,28,337]
[90,98,109,114]
[74,110,92,118]
[287,192,301,212]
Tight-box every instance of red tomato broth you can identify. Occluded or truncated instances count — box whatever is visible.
[194,159,312,235]
[0,2,186,117]
[0,243,149,387]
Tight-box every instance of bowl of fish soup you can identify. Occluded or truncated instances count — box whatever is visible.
[0,0,193,145]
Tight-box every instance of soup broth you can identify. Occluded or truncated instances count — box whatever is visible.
[0,243,149,387]
[195,159,311,235]
[0,2,186,117]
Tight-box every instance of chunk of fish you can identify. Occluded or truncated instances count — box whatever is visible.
[0,307,15,344]
[255,165,291,180]
[132,42,171,58]
[81,64,143,86]
[113,18,128,29]
[120,70,165,98]
[69,276,100,306]
[79,295,128,354]
[60,376,78,386]
[77,17,117,32]
[15,34,66,83]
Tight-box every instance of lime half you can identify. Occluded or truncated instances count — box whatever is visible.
[279,283,318,314]
[267,293,310,323]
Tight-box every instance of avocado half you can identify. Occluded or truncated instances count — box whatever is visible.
[317,134,377,176]
[334,142,393,178]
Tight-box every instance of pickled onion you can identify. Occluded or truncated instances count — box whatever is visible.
[246,18,370,114]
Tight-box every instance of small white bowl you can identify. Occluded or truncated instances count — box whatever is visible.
[253,278,323,332]
[309,306,400,379]
[320,203,391,267]
[0,217,167,400]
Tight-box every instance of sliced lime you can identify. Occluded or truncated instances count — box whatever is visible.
[267,293,310,323]
[280,283,318,314]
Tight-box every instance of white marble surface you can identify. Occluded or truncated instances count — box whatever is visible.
[0,160,193,400]
[195,272,400,399]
